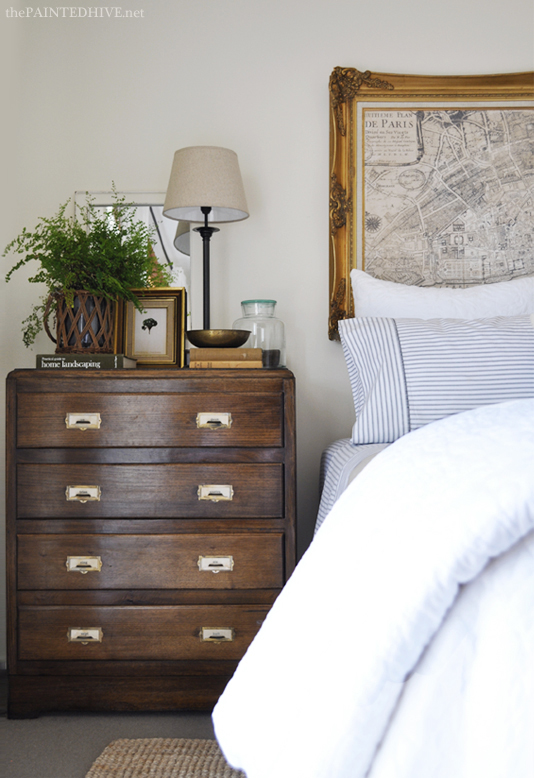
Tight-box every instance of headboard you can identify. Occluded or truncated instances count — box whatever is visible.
[328,67,534,339]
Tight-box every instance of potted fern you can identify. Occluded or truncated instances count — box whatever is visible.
[3,189,172,351]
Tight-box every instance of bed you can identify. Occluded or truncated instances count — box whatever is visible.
[212,270,534,778]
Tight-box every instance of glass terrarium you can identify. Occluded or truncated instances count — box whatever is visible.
[232,300,286,368]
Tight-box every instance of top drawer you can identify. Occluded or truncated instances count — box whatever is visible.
[16,392,283,448]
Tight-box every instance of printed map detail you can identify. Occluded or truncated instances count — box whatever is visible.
[363,109,534,286]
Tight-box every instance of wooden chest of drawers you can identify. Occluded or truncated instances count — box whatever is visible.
[6,368,296,717]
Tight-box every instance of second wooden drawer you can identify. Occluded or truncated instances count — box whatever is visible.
[17,463,284,518]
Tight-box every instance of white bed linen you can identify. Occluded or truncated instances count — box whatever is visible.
[367,531,534,778]
[316,439,388,533]
[213,398,534,778]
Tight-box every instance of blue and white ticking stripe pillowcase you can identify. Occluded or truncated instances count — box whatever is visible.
[339,314,534,445]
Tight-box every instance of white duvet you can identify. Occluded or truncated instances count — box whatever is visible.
[213,399,534,778]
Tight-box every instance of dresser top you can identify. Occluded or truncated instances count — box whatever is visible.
[7,367,295,394]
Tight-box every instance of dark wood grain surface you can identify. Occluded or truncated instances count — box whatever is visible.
[17,391,283,448]
[6,368,296,717]
[18,604,270,661]
[18,533,284,590]
[17,463,284,518]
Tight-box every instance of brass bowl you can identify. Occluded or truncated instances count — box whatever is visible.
[187,329,251,348]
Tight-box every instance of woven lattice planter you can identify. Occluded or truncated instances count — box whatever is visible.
[44,291,115,353]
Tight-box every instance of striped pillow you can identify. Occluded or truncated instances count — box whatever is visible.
[339,315,534,445]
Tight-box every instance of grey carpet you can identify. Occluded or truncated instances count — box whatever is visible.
[0,677,215,778]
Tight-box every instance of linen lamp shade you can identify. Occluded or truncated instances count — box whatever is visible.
[163,146,249,223]
[173,221,191,255]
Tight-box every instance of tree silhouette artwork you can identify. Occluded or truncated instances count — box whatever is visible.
[142,317,158,333]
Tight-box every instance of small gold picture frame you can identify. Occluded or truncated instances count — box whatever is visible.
[124,287,186,366]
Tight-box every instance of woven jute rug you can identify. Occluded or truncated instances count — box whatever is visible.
[85,738,245,778]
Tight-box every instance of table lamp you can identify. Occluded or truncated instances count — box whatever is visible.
[163,146,250,346]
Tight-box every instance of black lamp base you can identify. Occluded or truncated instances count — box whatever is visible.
[193,206,219,331]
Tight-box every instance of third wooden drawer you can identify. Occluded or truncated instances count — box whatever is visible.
[17,533,284,590]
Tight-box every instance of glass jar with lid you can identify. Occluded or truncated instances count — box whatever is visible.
[232,300,286,368]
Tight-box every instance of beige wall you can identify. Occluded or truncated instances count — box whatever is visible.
[1,0,532,664]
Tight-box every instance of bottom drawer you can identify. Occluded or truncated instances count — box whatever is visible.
[18,605,269,661]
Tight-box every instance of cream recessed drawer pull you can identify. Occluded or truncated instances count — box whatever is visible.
[65,485,101,503]
[200,627,234,642]
[198,555,234,573]
[65,413,102,431]
[67,627,103,645]
[66,556,102,574]
[197,485,234,502]
[196,412,232,429]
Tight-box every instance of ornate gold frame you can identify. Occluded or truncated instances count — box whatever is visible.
[328,68,534,339]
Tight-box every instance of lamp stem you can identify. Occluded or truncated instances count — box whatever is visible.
[194,206,219,331]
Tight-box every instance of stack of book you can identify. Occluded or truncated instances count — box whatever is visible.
[189,348,263,369]
[36,354,137,370]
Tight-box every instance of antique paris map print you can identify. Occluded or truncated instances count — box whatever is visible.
[362,107,534,286]
[328,69,534,338]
